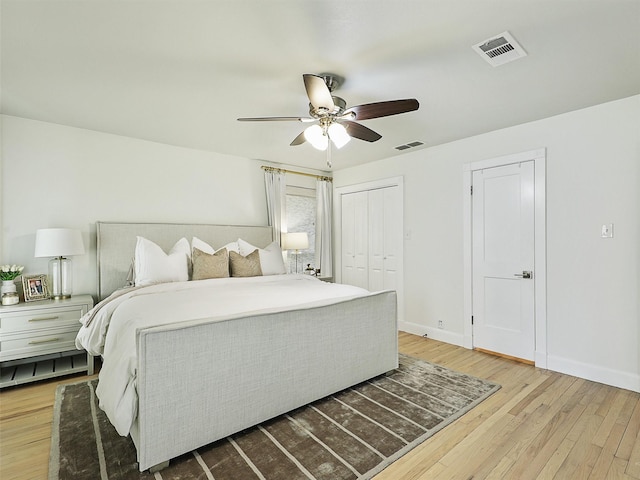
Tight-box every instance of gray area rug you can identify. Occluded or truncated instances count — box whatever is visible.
[49,354,500,479]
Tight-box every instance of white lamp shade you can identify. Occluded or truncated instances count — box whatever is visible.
[35,228,85,258]
[282,232,309,251]
[304,125,328,151]
[328,122,351,149]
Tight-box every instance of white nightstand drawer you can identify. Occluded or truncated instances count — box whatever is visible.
[0,326,80,361]
[0,307,83,333]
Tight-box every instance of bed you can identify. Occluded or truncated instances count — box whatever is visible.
[78,221,398,472]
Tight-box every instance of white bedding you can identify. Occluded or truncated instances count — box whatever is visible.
[75,274,370,436]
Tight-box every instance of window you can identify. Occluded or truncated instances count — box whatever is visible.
[286,186,316,274]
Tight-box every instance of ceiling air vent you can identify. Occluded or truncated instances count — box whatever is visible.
[395,141,424,151]
[472,31,527,67]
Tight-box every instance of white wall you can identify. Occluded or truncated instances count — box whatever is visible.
[1,115,268,297]
[2,96,638,392]
[334,95,640,392]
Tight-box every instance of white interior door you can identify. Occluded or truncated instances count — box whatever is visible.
[341,191,368,289]
[368,189,385,291]
[338,176,405,324]
[368,186,400,292]
[381,186,400,291]
[472,161,535,361]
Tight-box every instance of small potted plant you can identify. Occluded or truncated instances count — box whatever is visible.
[1,264,25,298]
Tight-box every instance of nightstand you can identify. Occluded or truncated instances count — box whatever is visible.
[0,294,94,388]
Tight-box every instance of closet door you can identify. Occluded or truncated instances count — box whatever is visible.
[341,191,368,289]
[368,186,400,292]
[338,177,403,321]
[368,189,384,291]
[382,185,401,290]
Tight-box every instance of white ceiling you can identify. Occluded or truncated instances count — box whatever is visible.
[2,0,639,172]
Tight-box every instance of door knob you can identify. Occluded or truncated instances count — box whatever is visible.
[514,270,532,279]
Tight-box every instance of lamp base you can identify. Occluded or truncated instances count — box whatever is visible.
[49,256,74,299]
[51,294,72,300]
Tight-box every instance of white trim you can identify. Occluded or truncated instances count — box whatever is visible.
[547,355,640,393]
[463,148,546,170]
[335,176,404,195]
[462,172,473,349]
[399,321,465,347]
[463,149,547,368]
[533,156,547,368]
[335,176,404,324]
[286,185,316,197]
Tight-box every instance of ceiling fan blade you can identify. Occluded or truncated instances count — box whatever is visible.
[290,131,307,146]
[237,116,314,122]
[345,98,419,121]
[341,120,382,142]
[303,74,335,112]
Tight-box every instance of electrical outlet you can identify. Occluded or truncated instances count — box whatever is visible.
[601,224,614,238]
[438,320,443,329]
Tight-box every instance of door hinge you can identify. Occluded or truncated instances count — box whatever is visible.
[470,185,473,195]
[471,315,474,325]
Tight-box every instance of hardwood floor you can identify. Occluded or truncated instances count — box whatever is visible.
[381,333,640,480]
[1,332,639,479]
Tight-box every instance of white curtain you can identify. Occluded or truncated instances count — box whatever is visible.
[315,178,333,277]
[264,168,286,245]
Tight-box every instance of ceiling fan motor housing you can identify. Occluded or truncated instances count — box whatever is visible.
[319,73,344,92]
[309,95,346,117]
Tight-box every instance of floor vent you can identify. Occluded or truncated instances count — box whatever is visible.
[472,31,527,66]
[395,141,424,151]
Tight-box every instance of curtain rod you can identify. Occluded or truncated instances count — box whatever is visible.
[261,166,332,182]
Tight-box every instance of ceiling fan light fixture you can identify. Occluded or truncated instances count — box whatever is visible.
[238,73,420,165]
[304,124,328,150]
[328,122,351,149]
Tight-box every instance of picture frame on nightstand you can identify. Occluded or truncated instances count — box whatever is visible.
[22,274,49,302]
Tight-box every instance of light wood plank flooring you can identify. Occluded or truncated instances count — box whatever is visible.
[1,332,639,479]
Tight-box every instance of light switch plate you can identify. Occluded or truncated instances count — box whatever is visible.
[601,224,614,238]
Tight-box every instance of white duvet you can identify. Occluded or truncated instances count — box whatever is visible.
[75,274,369,436]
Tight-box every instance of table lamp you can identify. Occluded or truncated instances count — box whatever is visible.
[281,232,309,274]
[34,228,85,299]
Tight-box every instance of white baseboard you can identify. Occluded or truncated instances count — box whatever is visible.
[398,321,465,347]
[547,354,640,393]
[398,323,639,393]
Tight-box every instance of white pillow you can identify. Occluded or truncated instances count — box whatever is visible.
[237,238,286,275]
[191,237,240,255]
[134,236,190,286]
[237,238,260,256]
[191,236,215,255]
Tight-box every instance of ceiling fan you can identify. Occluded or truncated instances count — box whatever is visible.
[237,73,419,168]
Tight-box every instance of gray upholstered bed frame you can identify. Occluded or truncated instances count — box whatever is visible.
[96,222,274,300]
[95,222,398,472]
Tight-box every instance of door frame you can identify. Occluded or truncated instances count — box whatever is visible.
[462,149,547,367]
[335,176,404,323]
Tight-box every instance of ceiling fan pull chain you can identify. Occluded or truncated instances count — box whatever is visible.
[326,141,332,169]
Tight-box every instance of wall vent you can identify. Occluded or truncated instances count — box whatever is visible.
[472,31,527,67]
[395,141,424,151]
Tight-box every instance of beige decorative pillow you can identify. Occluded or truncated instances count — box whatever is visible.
[229,250,263,277]
[192,247,229,280]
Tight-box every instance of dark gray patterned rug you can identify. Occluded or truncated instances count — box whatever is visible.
[49,354,499,479]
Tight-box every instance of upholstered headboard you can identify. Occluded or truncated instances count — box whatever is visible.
[96,222,273,300]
